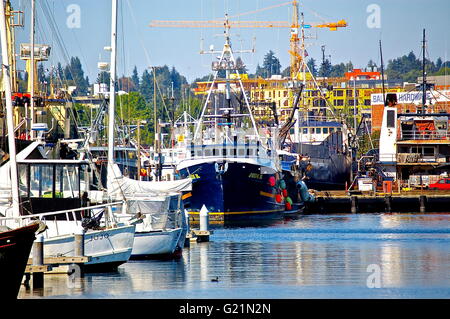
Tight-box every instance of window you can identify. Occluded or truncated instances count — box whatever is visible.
[205,149,212,156]
[309,128,314,134]
[439,179,445,184]
[423,147,434,156]
[364,99,371,106]
[316,128,322,134]
[238,149,245,156]
[329,128,335,133]
[336,100,344,106]
[335,90,344,96]
[197,150,202,156]
[446,179,450,184]
[323,127,329,134]
[303,128,308,134]
[387,110,395,128]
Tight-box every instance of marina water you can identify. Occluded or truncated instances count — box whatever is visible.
[20,213,450,299]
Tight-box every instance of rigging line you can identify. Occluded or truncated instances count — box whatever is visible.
[125,0,152,67]
[40,0,77,83]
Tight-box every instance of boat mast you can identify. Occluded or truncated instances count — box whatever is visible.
[107,0,117,174]
[379,40,386,107]
[29,0,35,139]
[0,0,20,216]
[422,28,427,110]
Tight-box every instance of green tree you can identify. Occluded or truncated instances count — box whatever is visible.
[307,58,317,76]
[131,66,140,91]
[261,50,281,78]
[318,59,332,77]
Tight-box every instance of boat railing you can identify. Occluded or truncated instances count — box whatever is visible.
[380,153,449,164]
[399,129,450,141]
[185,141,275,161]
[0,201,125,237]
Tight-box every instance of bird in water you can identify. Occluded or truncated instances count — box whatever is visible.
[211,276,219,282]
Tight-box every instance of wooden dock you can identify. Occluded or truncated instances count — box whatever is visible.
[305,190,450,214]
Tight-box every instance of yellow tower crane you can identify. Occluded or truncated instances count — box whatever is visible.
[149,1,347,81]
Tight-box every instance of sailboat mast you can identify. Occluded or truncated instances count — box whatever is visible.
[0,0,20,216]
[422,28,427,109]
[30,0,35,139]
[107,0,118,168]
[379,40,386,107]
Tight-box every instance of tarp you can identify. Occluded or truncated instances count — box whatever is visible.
[107,163,192,200]
[415,121,436,132]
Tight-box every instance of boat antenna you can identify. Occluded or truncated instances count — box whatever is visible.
[379,40,386,106]
[422,28,427,110]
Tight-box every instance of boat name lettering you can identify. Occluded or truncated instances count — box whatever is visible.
[248,173,263,179]
[92,232,109,241]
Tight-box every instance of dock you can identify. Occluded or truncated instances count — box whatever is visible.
[305,190,450,214]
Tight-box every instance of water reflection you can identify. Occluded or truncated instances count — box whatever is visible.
[19,214,450,298]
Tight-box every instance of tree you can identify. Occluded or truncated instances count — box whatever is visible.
[131,66,140,91]
[235,57,248,74]
[97,71,110,84]
[140,69,153,102]
[367,59,378,70]
[318,59,332,77]
[261,50,281,78]
[306,58,317,76]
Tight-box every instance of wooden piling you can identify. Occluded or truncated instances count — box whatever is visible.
[32,235,44,289]
[74,232,85,257]
[351,196,358,214]
[384,195,392,213]
[419,195,427,213]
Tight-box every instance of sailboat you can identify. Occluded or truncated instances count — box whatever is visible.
[102,0,191,258]
[175,16,285,226]
[0,0,135,272]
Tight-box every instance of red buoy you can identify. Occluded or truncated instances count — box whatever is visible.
[275,194,282,203]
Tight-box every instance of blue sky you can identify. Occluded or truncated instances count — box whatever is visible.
[12,0,450,83]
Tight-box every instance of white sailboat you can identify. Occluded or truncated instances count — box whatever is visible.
[103,0,191,258]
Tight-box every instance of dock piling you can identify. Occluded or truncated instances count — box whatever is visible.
[74,231,85,257]
[419,195,427,213]
[384,195,392,213]
[351,196,358,214]
[32,235,44,289]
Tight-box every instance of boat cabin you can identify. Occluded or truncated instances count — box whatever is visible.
[291,121,343,144]
[17,159,90,218]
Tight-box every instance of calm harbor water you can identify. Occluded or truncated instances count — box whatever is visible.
[20,213,450,299]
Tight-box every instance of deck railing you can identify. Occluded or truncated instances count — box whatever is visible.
[399,130,450,141]
[0,201,124,237]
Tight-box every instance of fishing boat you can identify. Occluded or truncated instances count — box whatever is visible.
[176,17,286,226]
[0,222,40,299]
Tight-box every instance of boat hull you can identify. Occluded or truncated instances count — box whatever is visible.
[41,225,135,272]
[292,131,351,190]
[131,228,182,259]
[0,223,38,299]
[179,160,285,226]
